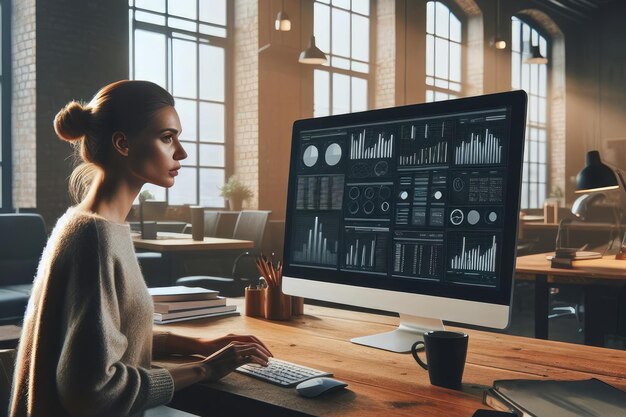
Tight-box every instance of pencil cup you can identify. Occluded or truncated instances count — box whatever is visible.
[190,206,205,241]
[291,296,304,316]
[264,287,292,321]
[245,287,265,317]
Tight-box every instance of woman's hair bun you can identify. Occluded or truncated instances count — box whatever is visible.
[54,101,91,142]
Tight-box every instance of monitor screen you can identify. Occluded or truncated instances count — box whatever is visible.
[282,91,527,351]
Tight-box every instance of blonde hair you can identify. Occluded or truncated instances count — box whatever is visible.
[53,80,175,203]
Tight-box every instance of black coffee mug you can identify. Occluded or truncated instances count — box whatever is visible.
[411,330,468,390]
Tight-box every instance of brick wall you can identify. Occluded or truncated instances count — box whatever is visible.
[12,0,36,209]
[12,0,128,223]
[233,0,259,209]
[374,0,395,109]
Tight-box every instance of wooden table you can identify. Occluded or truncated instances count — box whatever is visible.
[516,252,626,345]
[156,299,626,417]
[132,232,254,283]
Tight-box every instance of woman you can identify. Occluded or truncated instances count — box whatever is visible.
[9,80,271,417]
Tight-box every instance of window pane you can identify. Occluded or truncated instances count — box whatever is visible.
[426,1,435,34]
[539,36,547,57]
[449,42,461,82]
[199,102,224,142]
[521,63,530,90]
[539,64,547,96]
[351,61,369,73]
[314,3,330,53]
[170,167,197,204]
[511,18,520,53]
[434,91,448,101]
[332,8,350,57]
[352,0,369,16]
[331,56,350,69]
[332,73,350,115]
[530,140,538,163]
[176,99,197,141]
[538,144,546,163]
[172,38,197,98]
[135,10,166,25]
[449,14,461,43]
[199,44,224,101]
[134,30,166,86]
[426,89,434,102]
[435,78,448,89]
[351,77,367,112]
[199,144,224,167]
[200,0,226,26]
[168,17,196,32]
[529,183,537,208]
[140,183,166,201]
[530,95,538,123]
[512,53,520,89]
[434,37,449,79]
[199,24,226,37]
[426,34,434,76]
[136,0,165,12]
[199,168,225,207]
[181,141,197,166]
[314,70,330,117]
[538,98,546,124]
[530,64,538,95]
[332,0,350,9]
[352,14,369,62]
[435,2,449,38]
[168,0,196,20]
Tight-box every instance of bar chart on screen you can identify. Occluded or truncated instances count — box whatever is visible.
[350,128,394,160]
[292,215,340,267]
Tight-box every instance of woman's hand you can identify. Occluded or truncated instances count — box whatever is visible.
[199,333,273,357]
[200,340,271,382]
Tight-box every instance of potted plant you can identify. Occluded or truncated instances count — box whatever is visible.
[219,176,253,211]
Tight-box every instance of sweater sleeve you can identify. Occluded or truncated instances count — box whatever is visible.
[55,220,174,417]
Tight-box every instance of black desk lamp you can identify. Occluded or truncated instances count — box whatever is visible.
[575,150,626,259]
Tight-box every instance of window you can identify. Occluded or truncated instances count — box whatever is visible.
[129,0,228,207]
[425,1,462,102]
[313,0,370,117]
[511,16,549,209]
[0,0,10,211]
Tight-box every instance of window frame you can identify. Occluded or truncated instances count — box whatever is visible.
[312,0,374,117]
[511,15,551,209]
[424,0,467,102]
[129,0,232,208]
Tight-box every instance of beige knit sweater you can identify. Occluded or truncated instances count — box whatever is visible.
[9,208,174,417]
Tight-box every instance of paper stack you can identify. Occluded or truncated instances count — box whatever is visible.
[148,286,238,324]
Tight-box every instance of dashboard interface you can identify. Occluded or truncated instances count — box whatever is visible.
[284,96,525,305]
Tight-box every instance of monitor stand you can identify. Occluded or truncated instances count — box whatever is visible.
[350,314,444,353]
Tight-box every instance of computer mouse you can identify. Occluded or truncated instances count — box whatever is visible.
[295,377,348,398]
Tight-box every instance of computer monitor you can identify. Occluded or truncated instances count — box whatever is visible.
[282,91,527,352]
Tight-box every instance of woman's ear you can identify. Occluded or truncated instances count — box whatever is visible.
[112,131,129,157]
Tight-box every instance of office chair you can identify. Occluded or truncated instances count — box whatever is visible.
[0,213,47,324]
[176,210,271,297]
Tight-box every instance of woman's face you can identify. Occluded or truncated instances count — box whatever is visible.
[127,105,187,188]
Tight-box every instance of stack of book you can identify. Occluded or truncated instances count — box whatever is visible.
[148,286,238,324]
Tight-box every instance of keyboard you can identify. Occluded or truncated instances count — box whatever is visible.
[236,358,332,387]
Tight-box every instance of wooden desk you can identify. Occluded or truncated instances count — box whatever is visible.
[516,253,626,345]
[132,233,254,283]
[156,300,626,417]
[132,232,253,252]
